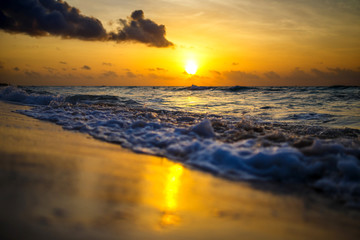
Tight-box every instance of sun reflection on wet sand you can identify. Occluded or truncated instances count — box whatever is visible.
[159,164,183,228]
[164,164,183,210]
[159,212,181,228]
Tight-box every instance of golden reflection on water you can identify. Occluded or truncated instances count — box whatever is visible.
[186,96,199,106]
[159,164,183,228]
[174,96,205,109]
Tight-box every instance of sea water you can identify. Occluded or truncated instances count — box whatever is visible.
[1,85,360,207]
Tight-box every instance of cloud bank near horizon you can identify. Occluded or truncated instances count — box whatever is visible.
[222,67,360,86]
[0,0,173,47]
[1,60,359,86]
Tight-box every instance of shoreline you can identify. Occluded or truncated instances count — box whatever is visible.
[0,101,359,240]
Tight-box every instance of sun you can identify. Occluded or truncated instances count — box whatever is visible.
[185,60,198,75]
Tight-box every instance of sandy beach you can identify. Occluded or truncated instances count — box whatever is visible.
[0,101,359,240]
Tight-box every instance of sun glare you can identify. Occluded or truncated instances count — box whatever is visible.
[185,60,198,75]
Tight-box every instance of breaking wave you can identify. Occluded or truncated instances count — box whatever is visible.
[1,85,360,207]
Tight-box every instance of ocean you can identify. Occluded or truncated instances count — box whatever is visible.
[1,85,360,207]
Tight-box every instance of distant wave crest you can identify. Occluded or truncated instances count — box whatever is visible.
[0,86,60,105]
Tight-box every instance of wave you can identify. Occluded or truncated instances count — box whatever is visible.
[226,86,255,92]
[64,94,120,105]
[18,103,360,208]
[183,85,257,92]
[328,85,357,89]
[1,85,360,207]
[286,112,334,121]
[187,85,213,91]
[0,86,141,107]
[0,86,60,105]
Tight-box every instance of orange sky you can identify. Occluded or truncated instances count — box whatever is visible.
[0,0,359,86]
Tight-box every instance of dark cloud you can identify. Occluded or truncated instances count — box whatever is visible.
[277,67,360,85]
[102,62,112,66]
[13,67,20,71]
[102,71,118,78]
[149,67,167,72]
[209,70,221,75]
[81,65,91,70]
[286,67,314,83]
[126,71,137,78]
[24,70,41,78]
[0,1,173,47]
[310,67,360,84]
[264,71,281,80]
[224,71,260,82]
[109,10,173,47]
[224,68,360,86]
[44,66,56,73]
[0,0,106,40]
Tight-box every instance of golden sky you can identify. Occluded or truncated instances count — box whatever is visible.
[0,0,359,86]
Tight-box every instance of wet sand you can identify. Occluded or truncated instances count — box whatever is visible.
[0,101,359,240]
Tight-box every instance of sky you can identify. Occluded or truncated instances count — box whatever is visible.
[0,0,359,86]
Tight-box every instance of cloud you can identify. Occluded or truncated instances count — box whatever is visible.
[0,1,173,47]
[310,67,360,83]
[223,67,360,86]
[81,65,91,70]
[24,70,41,78]
[222,70,266,85]
[286,67,314,83]
[278,67,360,85]
[209,70,221,75]
[109,10,173,47]
[156,67,166,71]
[0,0,106,40]
[102,62,112,66]
[224,70,260,82]
[44,66,56,73]
[149,67,167,72]
[102,71,118,78]
[13,67,20,71]
[126,71,137,78]
[59,61,67,64]
[264,71,281,80]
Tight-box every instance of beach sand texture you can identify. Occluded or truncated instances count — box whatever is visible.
[0,102,359,240]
